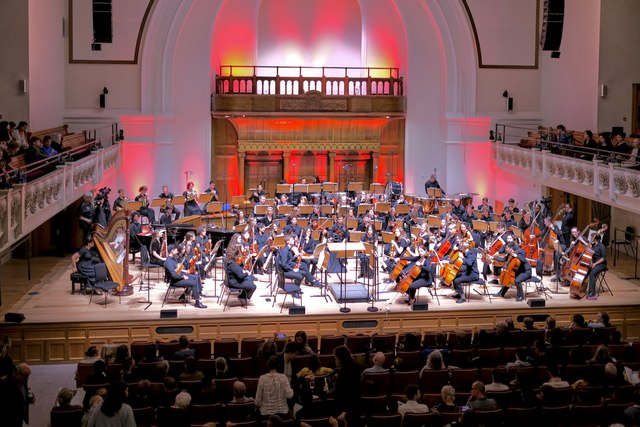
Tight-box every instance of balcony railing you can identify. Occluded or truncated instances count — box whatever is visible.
[493,139,640,215]
[215,65,403,96]
[0,143,122,254]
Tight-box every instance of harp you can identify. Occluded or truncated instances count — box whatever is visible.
[92,210,135,295]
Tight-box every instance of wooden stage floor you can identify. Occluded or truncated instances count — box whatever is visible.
[0,253,637,321]
[1,251,640,363]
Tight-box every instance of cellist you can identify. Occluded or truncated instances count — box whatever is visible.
[585,233,607,300]
[452,240,479,304]
[493,242,531,302]
[403,245,435,305]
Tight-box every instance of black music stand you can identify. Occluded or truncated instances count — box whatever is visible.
[363,242,379,312]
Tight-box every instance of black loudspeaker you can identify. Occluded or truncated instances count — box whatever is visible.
[412,303,429,311]
[4,312,25,323]
[527,298,546,308]
[507,97,513,111]
[289,306,306,315]
[160,309,177,319]
[540,0,565,51]
[99,94,106,108]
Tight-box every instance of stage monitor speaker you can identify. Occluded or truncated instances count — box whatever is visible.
[527,298,546,308]
[540,0,565,51]
[412,302,428,311]
[289,306,306,315]
[5,312,25,323]
[160,309,177,319]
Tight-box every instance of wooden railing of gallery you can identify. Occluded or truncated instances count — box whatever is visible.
[215,65,403,96]
[4,305,640,363]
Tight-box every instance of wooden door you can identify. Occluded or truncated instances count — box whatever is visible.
[245,160,282,199]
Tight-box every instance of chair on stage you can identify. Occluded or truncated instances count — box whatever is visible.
[524,261,548,300]
[70,271,88,294]
[161,270,189,307]
[272,256,303,313]
[612,226,635,258]
[89,263,121,308]
[219,259,248,311]
[458,278,491,303]
[596,267,612,296]
[139,246,163,292]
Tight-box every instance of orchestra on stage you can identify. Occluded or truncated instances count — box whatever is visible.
[73,175,609,310]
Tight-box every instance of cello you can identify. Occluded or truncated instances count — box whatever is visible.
[395,253,428,293]
[499,254,521,287]
[440,249,463,287]
[539,205,564,274]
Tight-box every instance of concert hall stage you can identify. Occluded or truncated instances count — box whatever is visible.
[1,254,640,363]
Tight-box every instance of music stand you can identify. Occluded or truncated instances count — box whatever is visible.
[123,201,143,212]
[277,184,292,195]
[357,203,373,215]
[375,202,390,215]
[347,182,363,194]
[206,202,223,214]
[510,226,523,240]
[381,231,394,244]
[439,205,453,215]
[298,205,314,216]
[254,205,269,216]
[171,195,185,206]
[293,184,308,194]
[370,183,384,194]
[199,193,214,204]
[233,224,246,232]
[427,188,444,198]
[349,231,364,242]
[277,205,293,216]
[472,220,489,232]
[150,198,167,210]
[307,183,322,193]
[320,205,334,216]
[395,204,410,215]
[297,218,309,228]
[488,222,500,233]
[362,241,378,312]
[322,182,338,192]
[328,241,365,313]
[427,215,441,227]
[346,218,358,230]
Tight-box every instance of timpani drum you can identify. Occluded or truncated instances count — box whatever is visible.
[384,182,403,200]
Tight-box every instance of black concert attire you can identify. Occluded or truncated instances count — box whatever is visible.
[159,191,181,220]
[135,194,156,224]
[502,216,517,229]
[477,203,494,213]
[587,241,607,298]
[483,240,508,279]
[276,245,303,295]
[451,204,465,219]
[164,255,202,301]
[130,220,144,253]
[453,248,480,302]
[385,213,400,232]
[359,233,378,279]
[461,210,478,228]
[537,222,566,277]
[250,189,265,204]
[518,216,534,233]
[404,257,434,300]
[78,200,94,241]
[300,234,319,274]
[254,231,271,273]
[183,191,203,216]
[203,187,220,213]
[495,249,531,300]
[112,196,126,212]
[284,222,302,237]
[561,210,575,251]
[261,214,275,227]
[329,222,348,243]
[383,236,409,272]
[581,137,598,160]
[226,262,257,301]
[195,234,211,277]
[150,238,165,266]
[424,179,444,194]
[77,245,100,289]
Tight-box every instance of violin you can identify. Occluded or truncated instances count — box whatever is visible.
[175,255,187,274]
[189,247,200,274]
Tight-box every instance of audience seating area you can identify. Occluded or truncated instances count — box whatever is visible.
[63,325,640,427]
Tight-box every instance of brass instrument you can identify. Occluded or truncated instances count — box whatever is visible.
[114,195,128,211]
[185,190,197,202]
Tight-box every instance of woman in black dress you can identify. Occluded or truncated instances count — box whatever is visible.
[71,236,100,292]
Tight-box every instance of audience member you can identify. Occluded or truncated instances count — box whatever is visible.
[86,381,135,426]
[361,352,388,379]
[541,365,570,389]
[397,384,429,417]
[588,312,611,328]
[255,356,293,418]
[25,136,47,165]
[465,381,497,411]
[485,368,509,392]
[231,380,254,403]
[333,345,362,421]
[432,385,459,414]
[179,356,204,381]
[11,121,28,150]
[293,331,314,355]
[419,349,446,379]
[41,135,58,157]
[81,394,104,427]
[173,336,197,360]
[51,387,82,412]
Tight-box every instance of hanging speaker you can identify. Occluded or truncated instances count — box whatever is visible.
[540,0,565,51]
[99,94,106,108]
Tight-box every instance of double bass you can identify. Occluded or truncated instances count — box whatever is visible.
[565,223,607,299]
[522,204,542,266]
[540,205,564,274]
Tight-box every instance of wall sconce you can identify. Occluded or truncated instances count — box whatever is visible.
[502,90,513,111]
[99,87,109,108]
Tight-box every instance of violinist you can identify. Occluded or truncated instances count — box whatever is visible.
[382,227,409,273]
[300,226,319,275]
[461,204,478,228]
[277,194,290,206]
[195,226,211,277]
[357,215,372,232]
[112,188,128,213]
[403,245,435,305]
[234,209,247,227]
[284,216,303,236]
[329,216,348,242]
[275,235,307,298]
[451,198,465,219]
[483,230,513,281]
[225,229,257,306]
[253,222,271,274]
[451,241,479,303]
[385,206,399,231]
[183,181,203,216]
[159,185,181,220]
[182,231,203,280]
[358,225,378,279]
[403,211,420,235]
[492,242,530,302]
[394,193,408,207]
[250,184,266,203]
[586,234,607,300]
[459,222,477,248]
[260,206,276,227]
[164,244,206,308]
[135,185,156,224]
[150,229,166,266]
